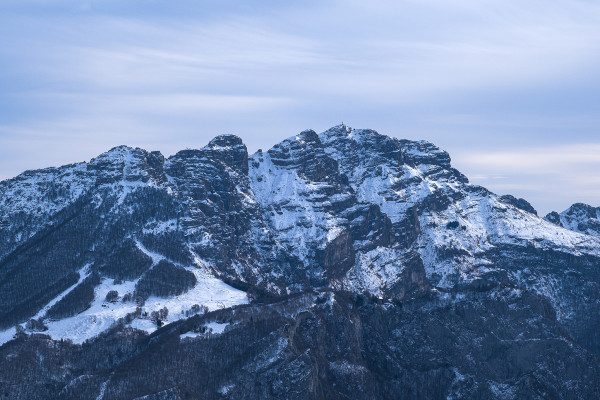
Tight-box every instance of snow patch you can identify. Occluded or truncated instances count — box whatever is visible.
[141,268,248,328]
[134,239,165,266]
[35,265,247,343]
[0,327,16,348]
[218,384,235,395]
[180,322,230,339]
[42,278,139,344]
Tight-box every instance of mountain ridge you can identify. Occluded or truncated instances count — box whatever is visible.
[0,125,599,399]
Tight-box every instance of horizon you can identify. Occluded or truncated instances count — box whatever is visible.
[1,1,600,215]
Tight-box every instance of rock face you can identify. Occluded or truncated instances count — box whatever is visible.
[0,125,599,399]
[545,202,600,238]
[500,194,538,215]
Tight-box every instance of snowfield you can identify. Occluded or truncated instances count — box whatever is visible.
[41,270,246,344]
[0,260,248,345]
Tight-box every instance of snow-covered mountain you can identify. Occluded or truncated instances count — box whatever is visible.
[545,202,600,238]
[1,125,599,399]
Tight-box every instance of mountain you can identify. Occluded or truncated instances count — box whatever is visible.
[545,202,600,238]
[0,125,599,399]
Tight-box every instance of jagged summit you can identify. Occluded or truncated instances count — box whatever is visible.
[321,123,353,136]
[207,134,245,148]
[96,144,138,156]
[203,134,249,175]
[545,202,600,237]
[500,194,538,215]
[88,145,166,184]
[319,125,455,178]
[264,128,343,185]
[298,128,320,137]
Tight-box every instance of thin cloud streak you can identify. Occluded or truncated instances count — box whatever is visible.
[458,144,600,172]
[454,143,600,214]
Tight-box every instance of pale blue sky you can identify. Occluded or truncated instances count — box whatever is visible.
[1,0,599,214]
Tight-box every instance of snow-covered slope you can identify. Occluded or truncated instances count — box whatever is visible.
[318,125,600,284]
[0,141,255,342]
[249,130,424,297]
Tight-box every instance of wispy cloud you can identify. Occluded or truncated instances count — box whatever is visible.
[458,144,600,172]
[453,143,600,214]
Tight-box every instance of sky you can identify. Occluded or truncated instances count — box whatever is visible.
[1,0,599,215]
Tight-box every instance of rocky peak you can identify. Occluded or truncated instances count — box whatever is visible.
[500,194,538,215]
[208,134,244,148]
[88,145,135,168]
[166,135,248,178]
[545,211,561,225]
[321,123,353,138]
[319,126,453,179]
[203,134,249,175]
[320,127,387,174]
[567,203,600,218]
[267,129,343,185]
[165,135,249,196]
[87,145,165,184]
[297,128,320,142]
[399,139,452,168]
[545,202,600,237]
